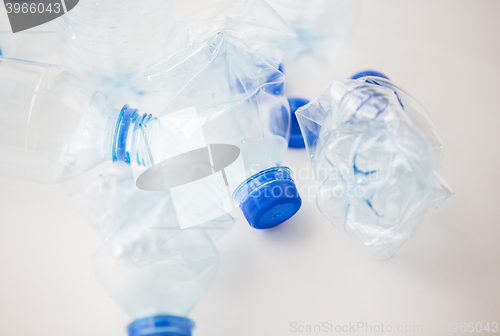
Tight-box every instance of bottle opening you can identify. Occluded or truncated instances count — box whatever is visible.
[128,315,195,336]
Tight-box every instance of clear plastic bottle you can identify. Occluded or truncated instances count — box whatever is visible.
[0,56,300,229]
[58,0,175,105]
[92,220,218,336]
[142,1,301,229]
[68,164,219,336]
[296,72,454,257]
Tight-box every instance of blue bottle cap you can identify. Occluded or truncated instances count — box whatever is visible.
[234,167,302,229]
[351,70,389,80]
[112,105,139,162]
[128,315,194,336]
[287,98,309,148]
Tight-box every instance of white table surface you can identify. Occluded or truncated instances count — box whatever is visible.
[0,1,499,335]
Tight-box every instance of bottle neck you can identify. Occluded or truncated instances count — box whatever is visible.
[112,105,154,163]
[127,315,195,336]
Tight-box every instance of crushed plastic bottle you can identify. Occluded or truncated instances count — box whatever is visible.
[148,0,295,100]
[265,0,362,63]
[92,229,218,330]
[140,7,301,229]
[68,165,218,336]
[0,54,300,229]
[59,0,175,105]
[135,34,302,230]
[295,74,453,257]
[66,161,219,335]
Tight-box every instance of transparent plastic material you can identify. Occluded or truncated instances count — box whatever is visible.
[69,162,219,329]
[69,162,235,244]
[296,76,453,257]
[0,57,121,184]
[144,33,290,177]
[265,0,362,63]
[139,32,301,228]
[59,0,174,104]
[142,0,300,228]
[0,53,298,228]
[92,228,218,320]
[68,0,300,228]
[147,0,295,100]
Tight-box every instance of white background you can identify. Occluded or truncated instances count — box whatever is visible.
[0,0,499,335]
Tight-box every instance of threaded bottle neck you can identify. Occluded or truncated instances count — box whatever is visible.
[127,315,195,336]
[112,105,154,163]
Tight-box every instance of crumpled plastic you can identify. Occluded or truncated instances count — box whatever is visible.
[69,162,235,246]
[296,76,454,257]
[68,162,223,318]
[145,0,295,99]
[91,227,219,319]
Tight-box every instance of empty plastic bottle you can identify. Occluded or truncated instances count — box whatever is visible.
[296,73,453,257]
[142,0,301,229]
[0,55,300,229]
[67,161,219,335]
[145,32,302,230]
[92,220,218,336]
